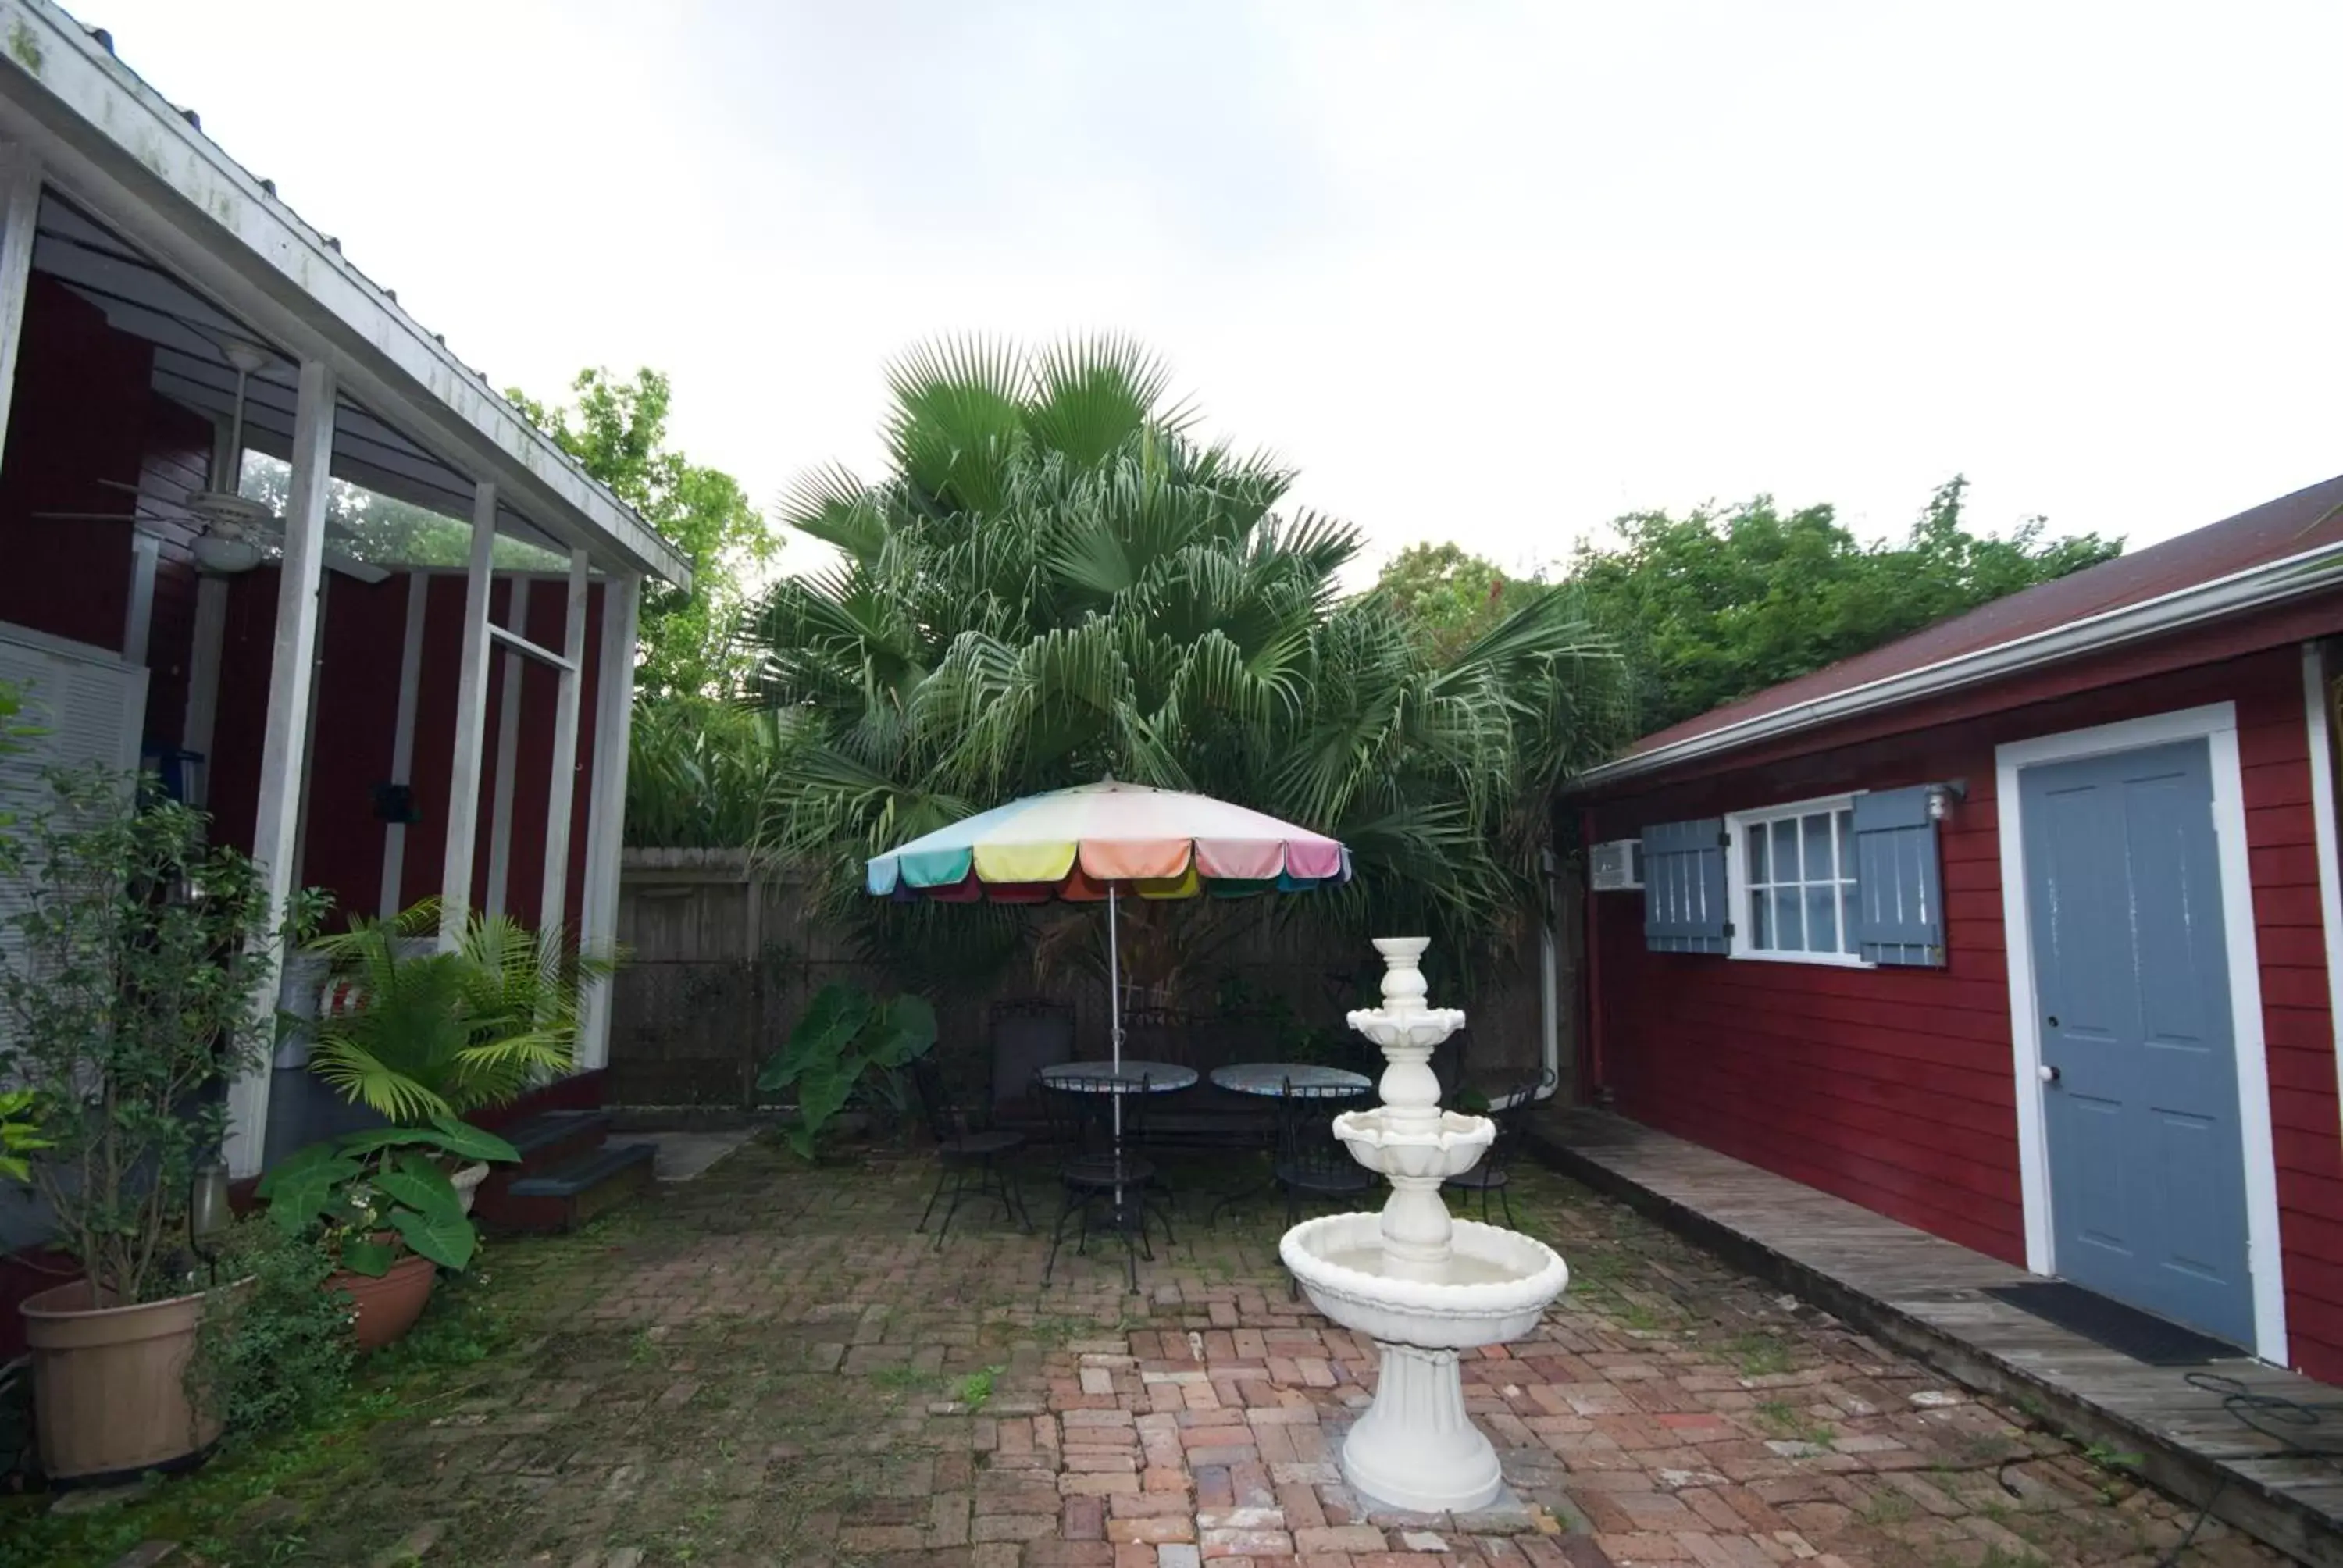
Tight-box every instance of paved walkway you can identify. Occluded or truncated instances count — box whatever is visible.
[100,1139,2294,1566]
[1526,1107,2343,1567]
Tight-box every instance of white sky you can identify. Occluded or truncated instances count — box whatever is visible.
[74,1,2343,582]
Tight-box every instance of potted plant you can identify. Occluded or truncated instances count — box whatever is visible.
[301,900,610,1210]
[256,1117,516,1350]
[0,768,299,1482]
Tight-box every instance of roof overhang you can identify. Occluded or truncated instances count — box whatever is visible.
[1572,538,2343,793]
[0,0,691,587]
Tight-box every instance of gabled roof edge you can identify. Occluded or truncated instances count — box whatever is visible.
[1570,537,2343,793]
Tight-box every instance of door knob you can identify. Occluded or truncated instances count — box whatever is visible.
[2046,1016,2059,1028]
[2038,1064,2061,1085]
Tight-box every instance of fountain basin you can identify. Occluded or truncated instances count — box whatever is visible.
[1332,1107,1495,1181]
[1344,1007,1466,1051]
[1281,1212,1568,1348]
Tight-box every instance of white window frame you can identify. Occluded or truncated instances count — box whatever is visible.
[1724,792,1872,968]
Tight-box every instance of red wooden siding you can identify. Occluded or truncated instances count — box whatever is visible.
[0,277,142,657]
[207,568,608,935]
[1585,640,2343,1383]
[297,572,415,920]
[0,275,226,753]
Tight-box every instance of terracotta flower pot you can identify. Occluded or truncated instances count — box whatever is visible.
[328,1253,437,1352]
[20,1278,229,1483]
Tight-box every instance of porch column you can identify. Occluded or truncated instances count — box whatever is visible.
[540,548,590,931]
[223,357,336,1178]
[376,572,430,916]
[484,579,530,915]
[576,571,640,1071]
[0,146,42,472]
[440,482,498,943]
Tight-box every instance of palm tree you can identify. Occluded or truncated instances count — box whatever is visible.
[305,901,613,1124]
[739,337,1630,985]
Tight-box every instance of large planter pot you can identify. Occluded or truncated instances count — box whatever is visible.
[329,1253,436,1352]
[451,1160,489,1215]
[20,1278,226,1483]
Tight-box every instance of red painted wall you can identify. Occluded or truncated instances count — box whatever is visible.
[0,275,214,753]
[0,277,142,654]
[207,568,608,933]
[1583,633,2343,1382]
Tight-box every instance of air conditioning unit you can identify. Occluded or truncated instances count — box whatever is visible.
[1589,838,1644,892]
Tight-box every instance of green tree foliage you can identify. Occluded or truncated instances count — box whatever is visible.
[509,369,778,700]
[1570,477,2120,729]
[240,453,564,571]
[740,337,1632,981]
[624,700,804,849]
[1373,541,1540,662]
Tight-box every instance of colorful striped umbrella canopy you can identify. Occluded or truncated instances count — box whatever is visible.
[866,782,1350,1185]
[865,780,1351,903]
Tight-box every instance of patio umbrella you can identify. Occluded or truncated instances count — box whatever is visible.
[865,780,1351,1181]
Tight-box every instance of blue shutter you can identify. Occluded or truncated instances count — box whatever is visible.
[1851,786,1945,967]
[1642,818,1731,954]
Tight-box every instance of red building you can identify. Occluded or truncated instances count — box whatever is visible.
[1573,472,2343,1384]
[0,2,690,1193]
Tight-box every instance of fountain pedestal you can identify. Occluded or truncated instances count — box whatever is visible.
[1279,938,1570,1514]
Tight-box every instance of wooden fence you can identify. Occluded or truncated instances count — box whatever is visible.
[607,847,1582,1108]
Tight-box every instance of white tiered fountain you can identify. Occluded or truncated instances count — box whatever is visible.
[1279,938,1570,1514]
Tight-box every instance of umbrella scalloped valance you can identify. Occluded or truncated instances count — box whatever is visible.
[865,780,1350,904]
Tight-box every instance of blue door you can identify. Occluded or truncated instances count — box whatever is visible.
[2020,739,2253,1348]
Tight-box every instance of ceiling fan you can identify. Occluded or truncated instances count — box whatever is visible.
[30,338,388,584]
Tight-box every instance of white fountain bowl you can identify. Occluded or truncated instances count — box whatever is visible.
[1332,1108,1496,1181]
[1281,1212,1569,1348]
[1345,1007,1467,1051]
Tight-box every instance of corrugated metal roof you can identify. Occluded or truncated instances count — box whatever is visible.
[1620,471,2343,759]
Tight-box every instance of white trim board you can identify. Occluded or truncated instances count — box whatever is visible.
[2300,643,2343,1161]
[1995,701,2288,1367]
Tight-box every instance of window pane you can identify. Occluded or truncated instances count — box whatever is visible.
[1772,888,1803,952]
[1802,814,1833,880]
[1750,887,1771,948]
[1836,809,1855,879]
[1748,825,1767,884]
[1804,886,1838,954]
[1841,885,1860,955]
[1770,820,1797,883]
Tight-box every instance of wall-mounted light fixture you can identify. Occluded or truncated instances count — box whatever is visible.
[189,1159,232,1285]
[1926,779,1969,822]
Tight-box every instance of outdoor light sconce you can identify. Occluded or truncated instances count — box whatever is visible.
[1926,780,1968,822]
[370,782,420,825]
[189,1159,232,1285]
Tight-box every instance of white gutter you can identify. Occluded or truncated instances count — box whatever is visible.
[0,0,691,587]
[1575,536,2343,790]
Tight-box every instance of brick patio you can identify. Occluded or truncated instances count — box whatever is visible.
[147,1137,2294,1566]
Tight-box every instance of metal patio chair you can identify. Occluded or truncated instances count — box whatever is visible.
[911,1055,1032,1245]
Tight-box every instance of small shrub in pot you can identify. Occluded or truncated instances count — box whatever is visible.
[0,767,313,1480]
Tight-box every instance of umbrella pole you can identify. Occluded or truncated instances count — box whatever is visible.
[1108,885,1124,1204]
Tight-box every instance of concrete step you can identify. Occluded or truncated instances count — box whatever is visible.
[487,1142,657,1234]
[472,1110,613,1218]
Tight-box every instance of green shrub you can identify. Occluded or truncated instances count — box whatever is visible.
[756,985,937,1157]
[190,1220,355,1443]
